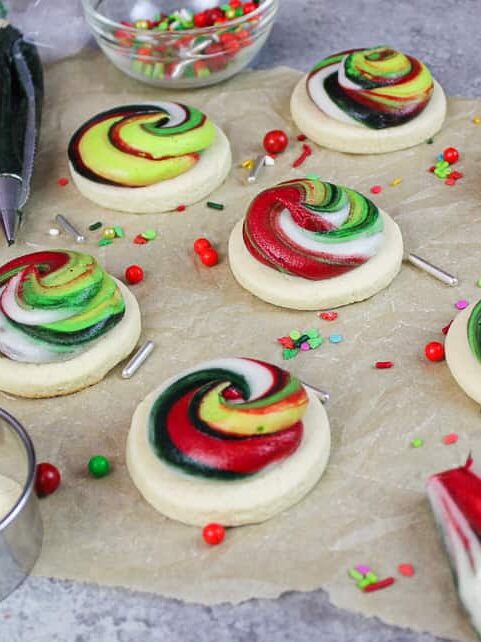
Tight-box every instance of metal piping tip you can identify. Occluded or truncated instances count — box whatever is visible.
[0,208,17,245]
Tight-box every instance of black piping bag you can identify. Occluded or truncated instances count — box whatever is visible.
[0,21,43,245]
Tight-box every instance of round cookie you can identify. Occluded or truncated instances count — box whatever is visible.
[127,358,331,526]
[68,102,232,213]
[445,302,481,405]
[228,178,403,310]
[0,251,141,398]
[291,46,447,154]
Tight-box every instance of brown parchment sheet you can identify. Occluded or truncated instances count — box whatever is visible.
[2,50,481,641]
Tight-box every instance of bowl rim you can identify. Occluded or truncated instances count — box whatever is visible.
[82,0,278,36]
[0,408,36,533]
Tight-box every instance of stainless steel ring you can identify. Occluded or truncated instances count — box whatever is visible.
[0,407,43,601]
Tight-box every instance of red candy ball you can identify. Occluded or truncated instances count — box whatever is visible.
[263,130,289,155]
[424,341,445,362]
[35,462,61,497]
[125,265,144,284]
[244,2,257,13]
[202,523,225,545]
[200,248,219,267]
[193,238,212,254]
[443,147,459,164]
[194,11,208,28]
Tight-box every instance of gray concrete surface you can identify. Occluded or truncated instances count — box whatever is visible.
[1,1,476,640]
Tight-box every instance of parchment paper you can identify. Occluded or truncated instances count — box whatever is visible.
[2,50,481,641]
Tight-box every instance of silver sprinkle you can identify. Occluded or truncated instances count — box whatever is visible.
[406,253,459,287]
[301,381,330,404]
[122,341,155,379]
[247,155,266,184]
[55,214,85,243]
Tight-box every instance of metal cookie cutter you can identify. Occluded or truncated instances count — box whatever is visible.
[0,408,42,600]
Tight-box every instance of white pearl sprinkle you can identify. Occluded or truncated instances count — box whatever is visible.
[48,227,60,237]
[264,155,276,166]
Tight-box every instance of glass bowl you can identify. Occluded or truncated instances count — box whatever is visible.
[82,0,279,88]
[0,408,42,601]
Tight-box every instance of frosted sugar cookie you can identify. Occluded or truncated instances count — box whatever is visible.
[127,358,331,526]
[0,250,141,398]
[291,46,446,154]
[68,102,231,213]
[446,300,481,405]
[228,177,403,310]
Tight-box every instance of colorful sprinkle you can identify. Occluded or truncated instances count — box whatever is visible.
[292,143,312,169]
[473,116,481,125]
[398,563,415,577]
[114,225,125,238]
[443,433,459,445]
[241,159,254,169]
[389,178,402,186]
[375,361,394,369]
[97,238,113,246]
[88,455,111,478]
[202,523,225,546]
[176,204,186,212]
[411,438,424,448]
[134,234,148,245]
[48,227,60,237]
[206,201,224,210]
[445,177,456,186]
[363,577,395,593]
[355,565,371,575]
[297,134,307,142]
[88,221,102,231]
[348,568,364,581]
[289,330,301,341]
[455,299,469,310]
[102,227,116,240]
[370,185,382,194]
[442,321,453,335]
[57,177,69,187]
[329,334,343,344]
[141,229,157,241]
[320,311,338,321]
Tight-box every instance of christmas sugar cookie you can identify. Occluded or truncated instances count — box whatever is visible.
[446,300,481,405]
[68,102,231,213]
[228,177,403,310]
[291,46,446,154]
[127,358,331,526]
[0,250,141,398]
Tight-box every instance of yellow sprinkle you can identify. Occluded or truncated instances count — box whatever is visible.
[473,116,481,125]
[390,178,402,186]
[241,159,254,170]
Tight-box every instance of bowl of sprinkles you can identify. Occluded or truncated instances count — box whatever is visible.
[82,0,279,88]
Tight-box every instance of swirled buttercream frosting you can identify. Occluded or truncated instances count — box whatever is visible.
[148,358,309,479]
[68,102,216,187]
[242,178,384,280]
[307,46,434,129]
[0,251,125,363]
[467,301,481,363]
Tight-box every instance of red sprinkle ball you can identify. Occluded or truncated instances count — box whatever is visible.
[443,433,459,446]
[193,238,219,267]
[370,185,382,194]
[398,564,415,577]
[263,130,289,155]
[424,341,445,362]
[297,134,307,142]
[57,177,69,187]
[202,523,225,545]
[443,147,460,164]
[375,361,394,369]
[35,462,61,497]
[125,264,144,284]
[176,204,186,212]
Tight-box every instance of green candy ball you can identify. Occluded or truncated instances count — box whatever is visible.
[88,455,111,478]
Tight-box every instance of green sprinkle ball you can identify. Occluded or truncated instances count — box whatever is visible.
[411,438,424,449]
[88,455,111,478]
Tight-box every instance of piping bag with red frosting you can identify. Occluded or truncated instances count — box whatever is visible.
[427,456,481,635]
